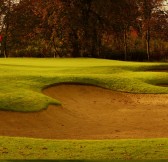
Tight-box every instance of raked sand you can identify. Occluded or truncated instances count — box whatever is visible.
[0,84,168,139]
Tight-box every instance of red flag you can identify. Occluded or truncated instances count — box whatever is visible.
[0,35,3,42]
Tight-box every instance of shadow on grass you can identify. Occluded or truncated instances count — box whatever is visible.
[1,160,168,162]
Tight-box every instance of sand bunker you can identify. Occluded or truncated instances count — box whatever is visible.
[0,84,168,139]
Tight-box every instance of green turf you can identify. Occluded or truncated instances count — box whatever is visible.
[0,137,168,160]
[0,58,168,112]
[1,58,168,160]
[1,160,168,162]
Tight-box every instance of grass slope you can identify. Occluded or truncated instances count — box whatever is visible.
[0,58,168,112]
[1,58,168,160]
[0,137,168,160]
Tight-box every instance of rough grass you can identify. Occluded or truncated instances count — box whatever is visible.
[0,58,168,112]
[0,137,168,160]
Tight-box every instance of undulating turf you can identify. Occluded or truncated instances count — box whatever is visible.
[0,137,168,160]
[1,58,168,160]
[0,58,168,112]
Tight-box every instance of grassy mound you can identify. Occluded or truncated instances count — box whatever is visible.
[0,58,168,112]
[1,58,168,160]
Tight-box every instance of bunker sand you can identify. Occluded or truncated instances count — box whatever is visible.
[0,84,168,139]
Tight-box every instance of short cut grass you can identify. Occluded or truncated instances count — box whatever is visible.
[0,58,168,112]
[1,58,168,160]
[0,137,168,160]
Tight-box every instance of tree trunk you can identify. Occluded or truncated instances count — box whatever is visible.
[52,39,63,58]
[3,0,11,58]
[72,41,80,57]
[3,22,9,58]
[3,36,8,58]
[71,29,80,57]
[146,28,150,61]
[123,28,128,61]
[91,29,98,58]
[52,35,66,58]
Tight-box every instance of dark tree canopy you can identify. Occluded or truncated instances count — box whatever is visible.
[0,0,168,61]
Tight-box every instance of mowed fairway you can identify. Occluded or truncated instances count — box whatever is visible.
[0,58,168,159]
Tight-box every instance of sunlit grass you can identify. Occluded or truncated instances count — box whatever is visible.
[0,58,168,112]
[1,58,168,160]
[0,137,168,160]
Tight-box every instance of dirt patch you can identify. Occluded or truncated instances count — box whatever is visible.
[0,84,168,139]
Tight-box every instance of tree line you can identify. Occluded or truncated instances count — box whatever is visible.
[0,0,168,61]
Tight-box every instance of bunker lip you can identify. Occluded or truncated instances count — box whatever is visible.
[42,82,109,91]
[145,69,168,72]
[156,84,168,87]
[0,84,168,139]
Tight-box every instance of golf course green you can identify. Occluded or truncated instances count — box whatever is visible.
[0,58,168,160]
[0,58,168,112]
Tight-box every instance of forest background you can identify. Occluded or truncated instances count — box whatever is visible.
[0,0,168,61]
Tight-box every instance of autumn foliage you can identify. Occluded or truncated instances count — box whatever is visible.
[0,0,168,61]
